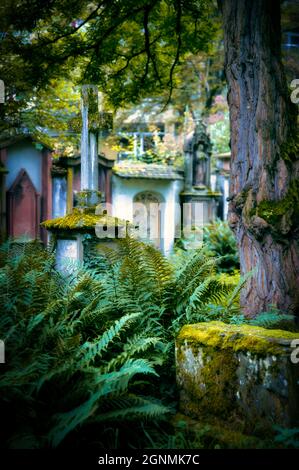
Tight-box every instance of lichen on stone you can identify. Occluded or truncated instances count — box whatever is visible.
[176,321,299,436]
[42,207,128,232]
[177,321,299,356]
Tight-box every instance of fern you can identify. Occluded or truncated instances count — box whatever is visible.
[202,219,239,273]
[96,238,243,335]
[274,426,299,448]
[0,239,173,449]
[0,236,258,449]
[78,312,142,366]
[48,359,159,447]
[90,395,169,423]
[248,305,295,329]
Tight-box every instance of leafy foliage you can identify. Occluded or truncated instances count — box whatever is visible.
[21,79,81,156]
[274,427,299,449]
[248,305,296,331]
[95,237,247,334]
[0,237,253,448]
[0,240,168,448]
[208,109,230,154]
[202,219,239,273]
[0,0,218,139]
[0,1,224,162]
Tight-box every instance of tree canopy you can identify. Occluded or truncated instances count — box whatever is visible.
[0,1,218,105]
[0,0,223,151]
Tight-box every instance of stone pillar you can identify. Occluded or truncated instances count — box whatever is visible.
[89,131,98,191]
[80,85,99,205]
[105,168,112,204]
[133,133,138,157]
[80,85,90,191]
[66,167,73,214]
[207,155,211,189]
[41,149,52,244]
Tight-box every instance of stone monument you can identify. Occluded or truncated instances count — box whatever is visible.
[180,120,221,246]
[43,85,128,272]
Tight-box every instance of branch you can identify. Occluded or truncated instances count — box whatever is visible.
[141,5,151,83]
[111,48,148,78]
[163,0,182,109]
[140,2,161,85]
[30,3,147,72]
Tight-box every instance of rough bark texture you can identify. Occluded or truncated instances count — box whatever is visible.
[219,0,299,316]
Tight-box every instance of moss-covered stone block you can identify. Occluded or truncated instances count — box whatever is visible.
[42,207,128,232]
[176,321,299,437]
[42,207,130,273]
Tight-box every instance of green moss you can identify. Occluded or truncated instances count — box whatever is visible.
[177,322,298,440]
[281,136,299,163]
[244,179,299,230]
[199,348,237,418]
[177,321,299,356]
[41,208,128,232]
[173,413,267,449]
[241,189,253,219]
[75,190,101,208]
[177,340,238,420]
[235,189,250,212]
[254,179,299,227]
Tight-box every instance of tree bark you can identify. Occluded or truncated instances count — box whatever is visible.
[219,0,299,316]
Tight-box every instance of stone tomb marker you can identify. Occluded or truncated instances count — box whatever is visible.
[176,321,299,437]
[43,85,128,272]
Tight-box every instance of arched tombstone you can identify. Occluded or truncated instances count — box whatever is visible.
[7,169,40,239]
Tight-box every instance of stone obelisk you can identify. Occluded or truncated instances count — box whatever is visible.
[79,84,100,206]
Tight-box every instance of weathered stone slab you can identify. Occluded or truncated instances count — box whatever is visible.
[176,321,299,437]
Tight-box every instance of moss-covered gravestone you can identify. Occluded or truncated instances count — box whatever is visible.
[176,321,299,437]
[42,194,129,273]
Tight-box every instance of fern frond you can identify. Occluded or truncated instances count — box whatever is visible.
[91,396,169,422]
[78,312,142,367]
[49,359,157,447]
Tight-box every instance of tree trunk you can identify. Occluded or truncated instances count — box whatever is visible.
[219,0,299,317]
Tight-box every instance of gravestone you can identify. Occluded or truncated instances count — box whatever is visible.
[176,321,299,438]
